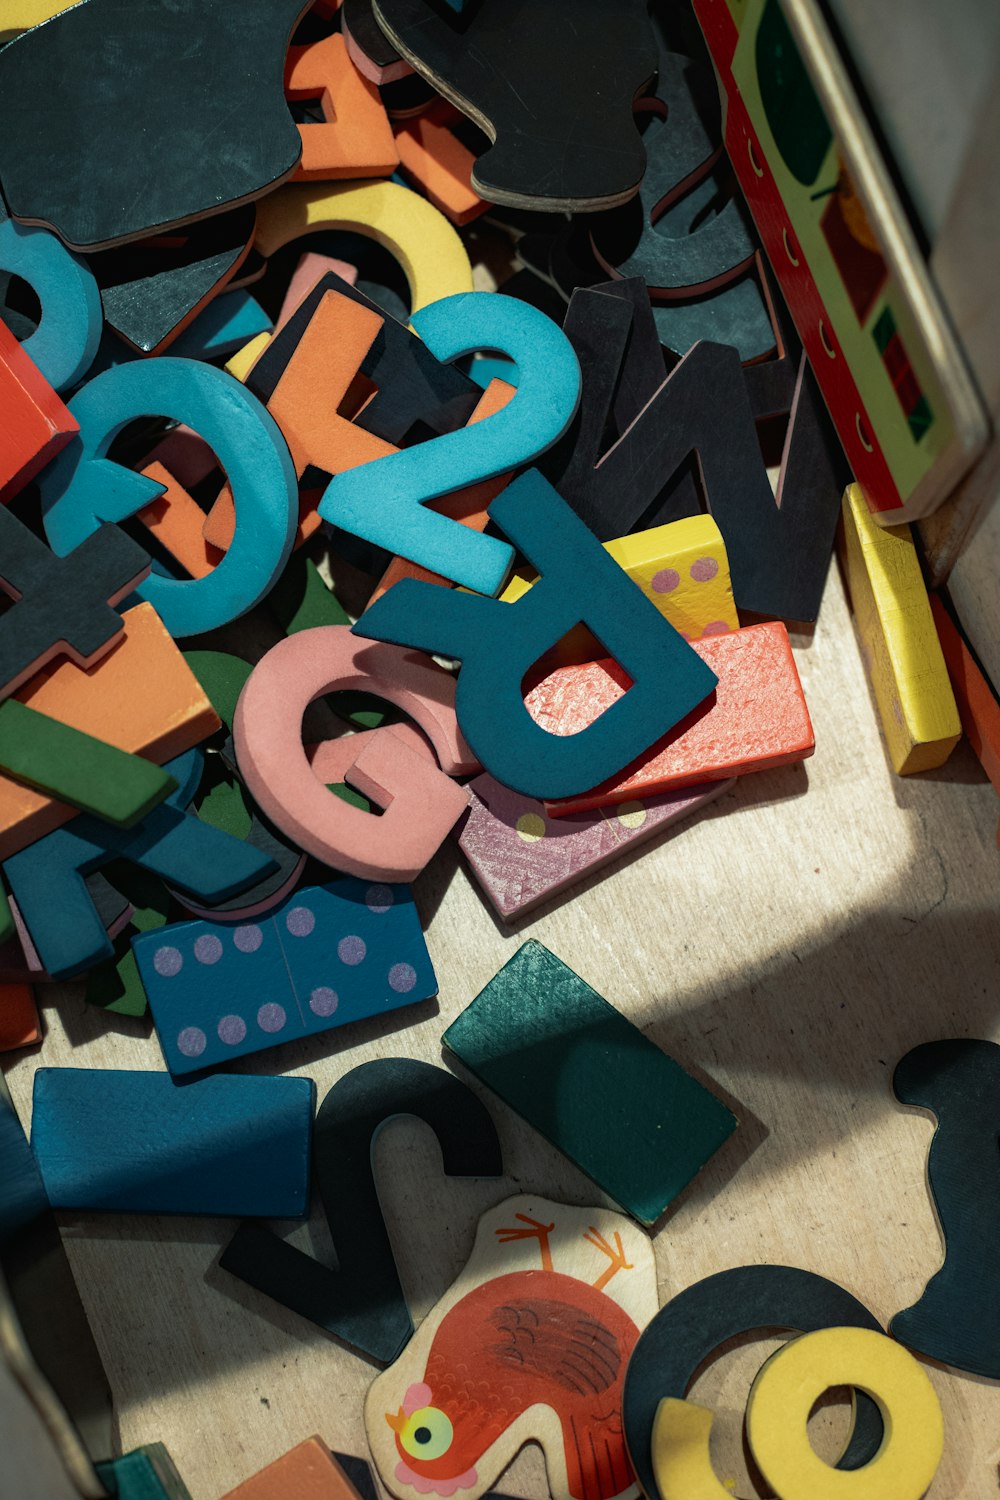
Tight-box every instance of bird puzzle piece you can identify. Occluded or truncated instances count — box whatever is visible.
[0,318,78,501]
[529,623,815,815]
[0,214,102,390]
[458,774,733,922]
[366,1195,657,1500]
[221,1059,503,1363]
[0,602,219,860]
[96,1443,193,1500]
[286,32,399,180]
[89,206,257,354]
[3,749,276,978]
[0,0,313,249]
[371,0,657,210]
[31,1068,314,1217]
[0,1071,115,1474]
[890,1039,1000,1378]
[0,981,40,1051]
[234,626,474,882]
[356,470,717,800]
[840,483,960,773]
[0,508,150,701]
[621,1264,886,1500]
[930,594,1000,796]
[321,292,581,595]
[39,357,298,637]
[134,878,437,1076]
[0,700,176,828]
[444,941,737,1223]
[743,1327,943,1500]
[221,1440,367,1500]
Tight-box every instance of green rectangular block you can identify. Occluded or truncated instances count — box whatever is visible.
[443,940,737,1224]
[0,699,175,827]
[97,1443,192,1499]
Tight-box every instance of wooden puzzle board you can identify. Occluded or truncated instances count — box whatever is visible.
[4,562,1000,1498]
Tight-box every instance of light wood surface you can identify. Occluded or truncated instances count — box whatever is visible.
[4,560,1000,1500]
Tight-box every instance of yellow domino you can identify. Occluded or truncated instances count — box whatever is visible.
[746,1326,944,1500]
[841,483,960,774]
[500,514,738,658]
[227,179,474,381]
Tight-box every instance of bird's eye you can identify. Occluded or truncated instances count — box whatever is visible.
[400,1406,454,1461]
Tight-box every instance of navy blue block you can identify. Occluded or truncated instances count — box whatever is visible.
[31,1069,314,1217]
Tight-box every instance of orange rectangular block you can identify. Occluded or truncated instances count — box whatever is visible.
[0,981,40,1051]
[0,602,220,858]
[395,101,487,225]
[931,593,1000,796]
[0,319,78,501]
[529,622,815,815]
[220,1437,364,1500]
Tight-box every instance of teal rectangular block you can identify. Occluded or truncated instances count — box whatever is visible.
[31,1068,314,1218]
[443,940,737,1224]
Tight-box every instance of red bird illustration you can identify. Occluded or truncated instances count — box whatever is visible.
[384,1213,640,1500]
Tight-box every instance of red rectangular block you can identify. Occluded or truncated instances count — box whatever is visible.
[0,320,78,501]
[528,622,815,815]
[930,593,1000,795]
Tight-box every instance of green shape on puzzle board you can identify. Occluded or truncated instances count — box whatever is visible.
[0,699,177,827]
[755,0,832,184]
[443,940,737,1225]
[96,1442,192,1499]
[0,882,13,946]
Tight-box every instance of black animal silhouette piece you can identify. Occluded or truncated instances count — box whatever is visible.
[0,0,312,249]
[371,0,657,210]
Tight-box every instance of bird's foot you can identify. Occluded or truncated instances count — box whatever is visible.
[495,1211,556,1272]
[584,1226,634,1291]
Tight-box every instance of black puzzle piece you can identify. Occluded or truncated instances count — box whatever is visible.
[371,0,658,210]
[0,0,312,249]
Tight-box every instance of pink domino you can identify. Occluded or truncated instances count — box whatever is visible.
[457,772,735,920]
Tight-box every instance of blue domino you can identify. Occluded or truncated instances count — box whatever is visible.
[132,877,438,1076]
[30,1068,315,1217]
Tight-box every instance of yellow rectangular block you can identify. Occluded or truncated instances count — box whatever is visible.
[840,482,960,774]
[501,513,738,659]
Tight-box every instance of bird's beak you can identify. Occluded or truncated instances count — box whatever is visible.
[385,1407,407,1434]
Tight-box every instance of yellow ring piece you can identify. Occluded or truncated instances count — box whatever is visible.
[650,1398,738,1499]
[228,180,473,381]
[0,1,75,41]
[746,1327,944,1500]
